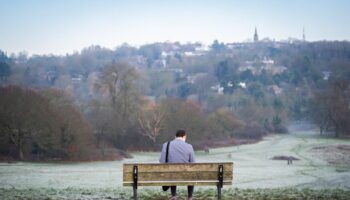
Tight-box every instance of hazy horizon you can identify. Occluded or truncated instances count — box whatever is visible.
[1,0,350,55]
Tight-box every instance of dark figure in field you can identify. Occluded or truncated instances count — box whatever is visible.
[160,129,196,200]
[287,156,293,165]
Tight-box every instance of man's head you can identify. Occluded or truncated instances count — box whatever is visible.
[175,129,187,141]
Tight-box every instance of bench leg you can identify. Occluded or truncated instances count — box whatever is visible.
[133,188,137,200]
[217,185,221,200]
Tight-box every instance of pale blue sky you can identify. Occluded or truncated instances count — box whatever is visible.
[1,0,349,55]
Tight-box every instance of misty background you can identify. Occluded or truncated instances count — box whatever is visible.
[0,0,350,161]
[1,0,350,55]
[0,1,350,199]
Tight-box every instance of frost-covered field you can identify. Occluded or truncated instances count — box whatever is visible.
[1,129,350,199]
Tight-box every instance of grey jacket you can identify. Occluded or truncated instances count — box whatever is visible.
[159,138,195,163]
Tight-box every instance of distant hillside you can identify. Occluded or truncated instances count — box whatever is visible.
[1,41,350,160]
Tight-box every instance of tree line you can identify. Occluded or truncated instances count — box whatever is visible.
[0,61,279,161]
[1,41,350,161]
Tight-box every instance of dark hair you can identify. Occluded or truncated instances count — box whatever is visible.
[176,129,186,137]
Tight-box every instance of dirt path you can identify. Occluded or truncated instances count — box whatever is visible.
[193,130,350,189]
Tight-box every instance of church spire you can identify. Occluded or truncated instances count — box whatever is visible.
[254,26,259,42]
[302,27,306,41]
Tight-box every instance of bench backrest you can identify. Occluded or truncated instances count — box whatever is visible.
[123,162,233,186]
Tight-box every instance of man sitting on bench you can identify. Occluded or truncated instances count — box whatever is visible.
[159,129,196,200]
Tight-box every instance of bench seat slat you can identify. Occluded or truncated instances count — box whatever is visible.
[123,171,233,182]
[123,163,233,173]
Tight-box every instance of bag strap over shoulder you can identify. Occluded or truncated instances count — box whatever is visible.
[165,141,171,163]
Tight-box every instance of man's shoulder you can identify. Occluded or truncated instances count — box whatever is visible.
[185,142,194,149]
[169,139,193,148]
[181,141,194,149]
[161,141,170,149]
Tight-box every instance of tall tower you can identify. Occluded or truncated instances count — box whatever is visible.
[254,26,259,42]
[302,27,306,41]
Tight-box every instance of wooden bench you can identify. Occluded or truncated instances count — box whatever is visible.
[123,162,233,200]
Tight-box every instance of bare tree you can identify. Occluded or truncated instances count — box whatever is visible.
[42,88,96,159]
[137,102,165,143]
[310,78,350,137]
[0,86,56,159]
[94,61,140,116]
[0,86,96,160]
[86,100,115,155]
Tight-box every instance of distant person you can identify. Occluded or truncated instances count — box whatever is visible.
[204,146,210,154]
[159,129,195,200]
[287,156,293,165]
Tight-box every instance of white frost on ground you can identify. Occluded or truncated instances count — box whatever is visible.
[0,130,349,190]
